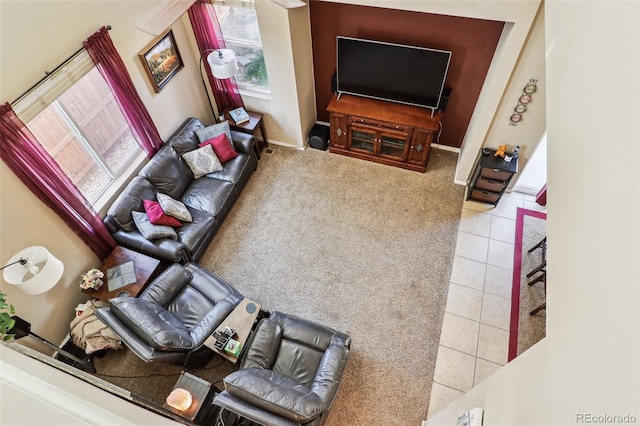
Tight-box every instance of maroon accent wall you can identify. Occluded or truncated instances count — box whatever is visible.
[310,1,504,148]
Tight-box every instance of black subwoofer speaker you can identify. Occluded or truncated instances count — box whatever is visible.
[308,124,330,150]
[438,87,452,112]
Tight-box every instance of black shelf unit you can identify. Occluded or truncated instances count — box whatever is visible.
[467,149,518,206]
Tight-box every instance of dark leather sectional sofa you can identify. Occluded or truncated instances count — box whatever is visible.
[103,117,258,264]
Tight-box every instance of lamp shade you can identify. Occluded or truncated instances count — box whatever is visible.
[270,0,307,8]
[207,49,239,79]
[3,246,64,295]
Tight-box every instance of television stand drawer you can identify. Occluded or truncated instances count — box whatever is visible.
[350,116,410,135]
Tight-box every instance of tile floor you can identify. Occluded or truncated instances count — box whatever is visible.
[427,191,546,417]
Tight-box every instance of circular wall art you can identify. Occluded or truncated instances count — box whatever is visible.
[519,94,532,104]
[509,79,538,126]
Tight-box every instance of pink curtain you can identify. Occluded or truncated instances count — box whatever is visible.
[0,103,116,259]
[84,27,162,157]
[189,1,244,113]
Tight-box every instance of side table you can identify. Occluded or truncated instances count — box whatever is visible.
[222,108,268,159]
[164,372,218,425]
[82,246,163,301]
[204,298,261,363]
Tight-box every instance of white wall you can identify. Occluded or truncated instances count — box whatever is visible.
[249,0,317,148]
[0,345,176,425]
[481,4,546,190]
[513,133,546,194]
[425,1,640,423]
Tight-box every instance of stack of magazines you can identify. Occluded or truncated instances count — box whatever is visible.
[107,260,136,292]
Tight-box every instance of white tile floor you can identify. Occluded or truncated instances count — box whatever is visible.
[427,191,546,417]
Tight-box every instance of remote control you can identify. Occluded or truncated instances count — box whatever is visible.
[213,327,236,351]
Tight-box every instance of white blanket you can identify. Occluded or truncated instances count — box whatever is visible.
[70,300,122,354]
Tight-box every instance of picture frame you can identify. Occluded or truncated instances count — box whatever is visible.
[139,30,184,93]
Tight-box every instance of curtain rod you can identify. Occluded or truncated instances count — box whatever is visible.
[11,25,112,105]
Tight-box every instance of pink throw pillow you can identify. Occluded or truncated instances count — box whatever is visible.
[199,133,239,164]
[143,199,182,227]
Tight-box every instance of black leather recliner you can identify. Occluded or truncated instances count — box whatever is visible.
[214,311,351,426]
[94,263,243,365]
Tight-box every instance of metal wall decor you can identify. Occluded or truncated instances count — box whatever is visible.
[509,79,538,126]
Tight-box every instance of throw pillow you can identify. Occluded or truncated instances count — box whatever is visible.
[182,144,223,179]
[198,133,239,163]
[157,193,193,222]
[195,121,236,153]
[143,199,182,227]
[132,211,178,241]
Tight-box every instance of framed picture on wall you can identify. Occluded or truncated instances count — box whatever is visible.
[139,30,184,93]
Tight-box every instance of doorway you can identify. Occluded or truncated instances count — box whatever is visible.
[513,132,547,194]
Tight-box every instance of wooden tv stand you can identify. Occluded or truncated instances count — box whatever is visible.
[327,94,442,172]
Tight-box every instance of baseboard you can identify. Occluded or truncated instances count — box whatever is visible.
[511,184,540,195]
[266,133,460,154]
[263,139,306,151]
[431,144,460,154]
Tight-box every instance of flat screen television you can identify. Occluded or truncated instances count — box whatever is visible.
[336,36,451,110]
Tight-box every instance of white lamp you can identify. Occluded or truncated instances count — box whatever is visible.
[2,246,64,295]
[200,48,240,120]
[207,49,239,80]
[2,247,93,371]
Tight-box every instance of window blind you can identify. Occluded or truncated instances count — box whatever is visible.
[12,51,94,124]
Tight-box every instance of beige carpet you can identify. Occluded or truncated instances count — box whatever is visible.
[198,146,465,425]
[90,145,464,425]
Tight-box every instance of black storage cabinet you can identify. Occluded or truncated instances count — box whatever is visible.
[467,149,518,206]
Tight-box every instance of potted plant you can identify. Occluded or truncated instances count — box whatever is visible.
[0,291,16,341]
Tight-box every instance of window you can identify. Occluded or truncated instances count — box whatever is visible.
[213,1,270,94]
[13,52,143,205]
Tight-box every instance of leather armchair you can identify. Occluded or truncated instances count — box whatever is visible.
[95,263,243,365]
[214,312,351,426]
